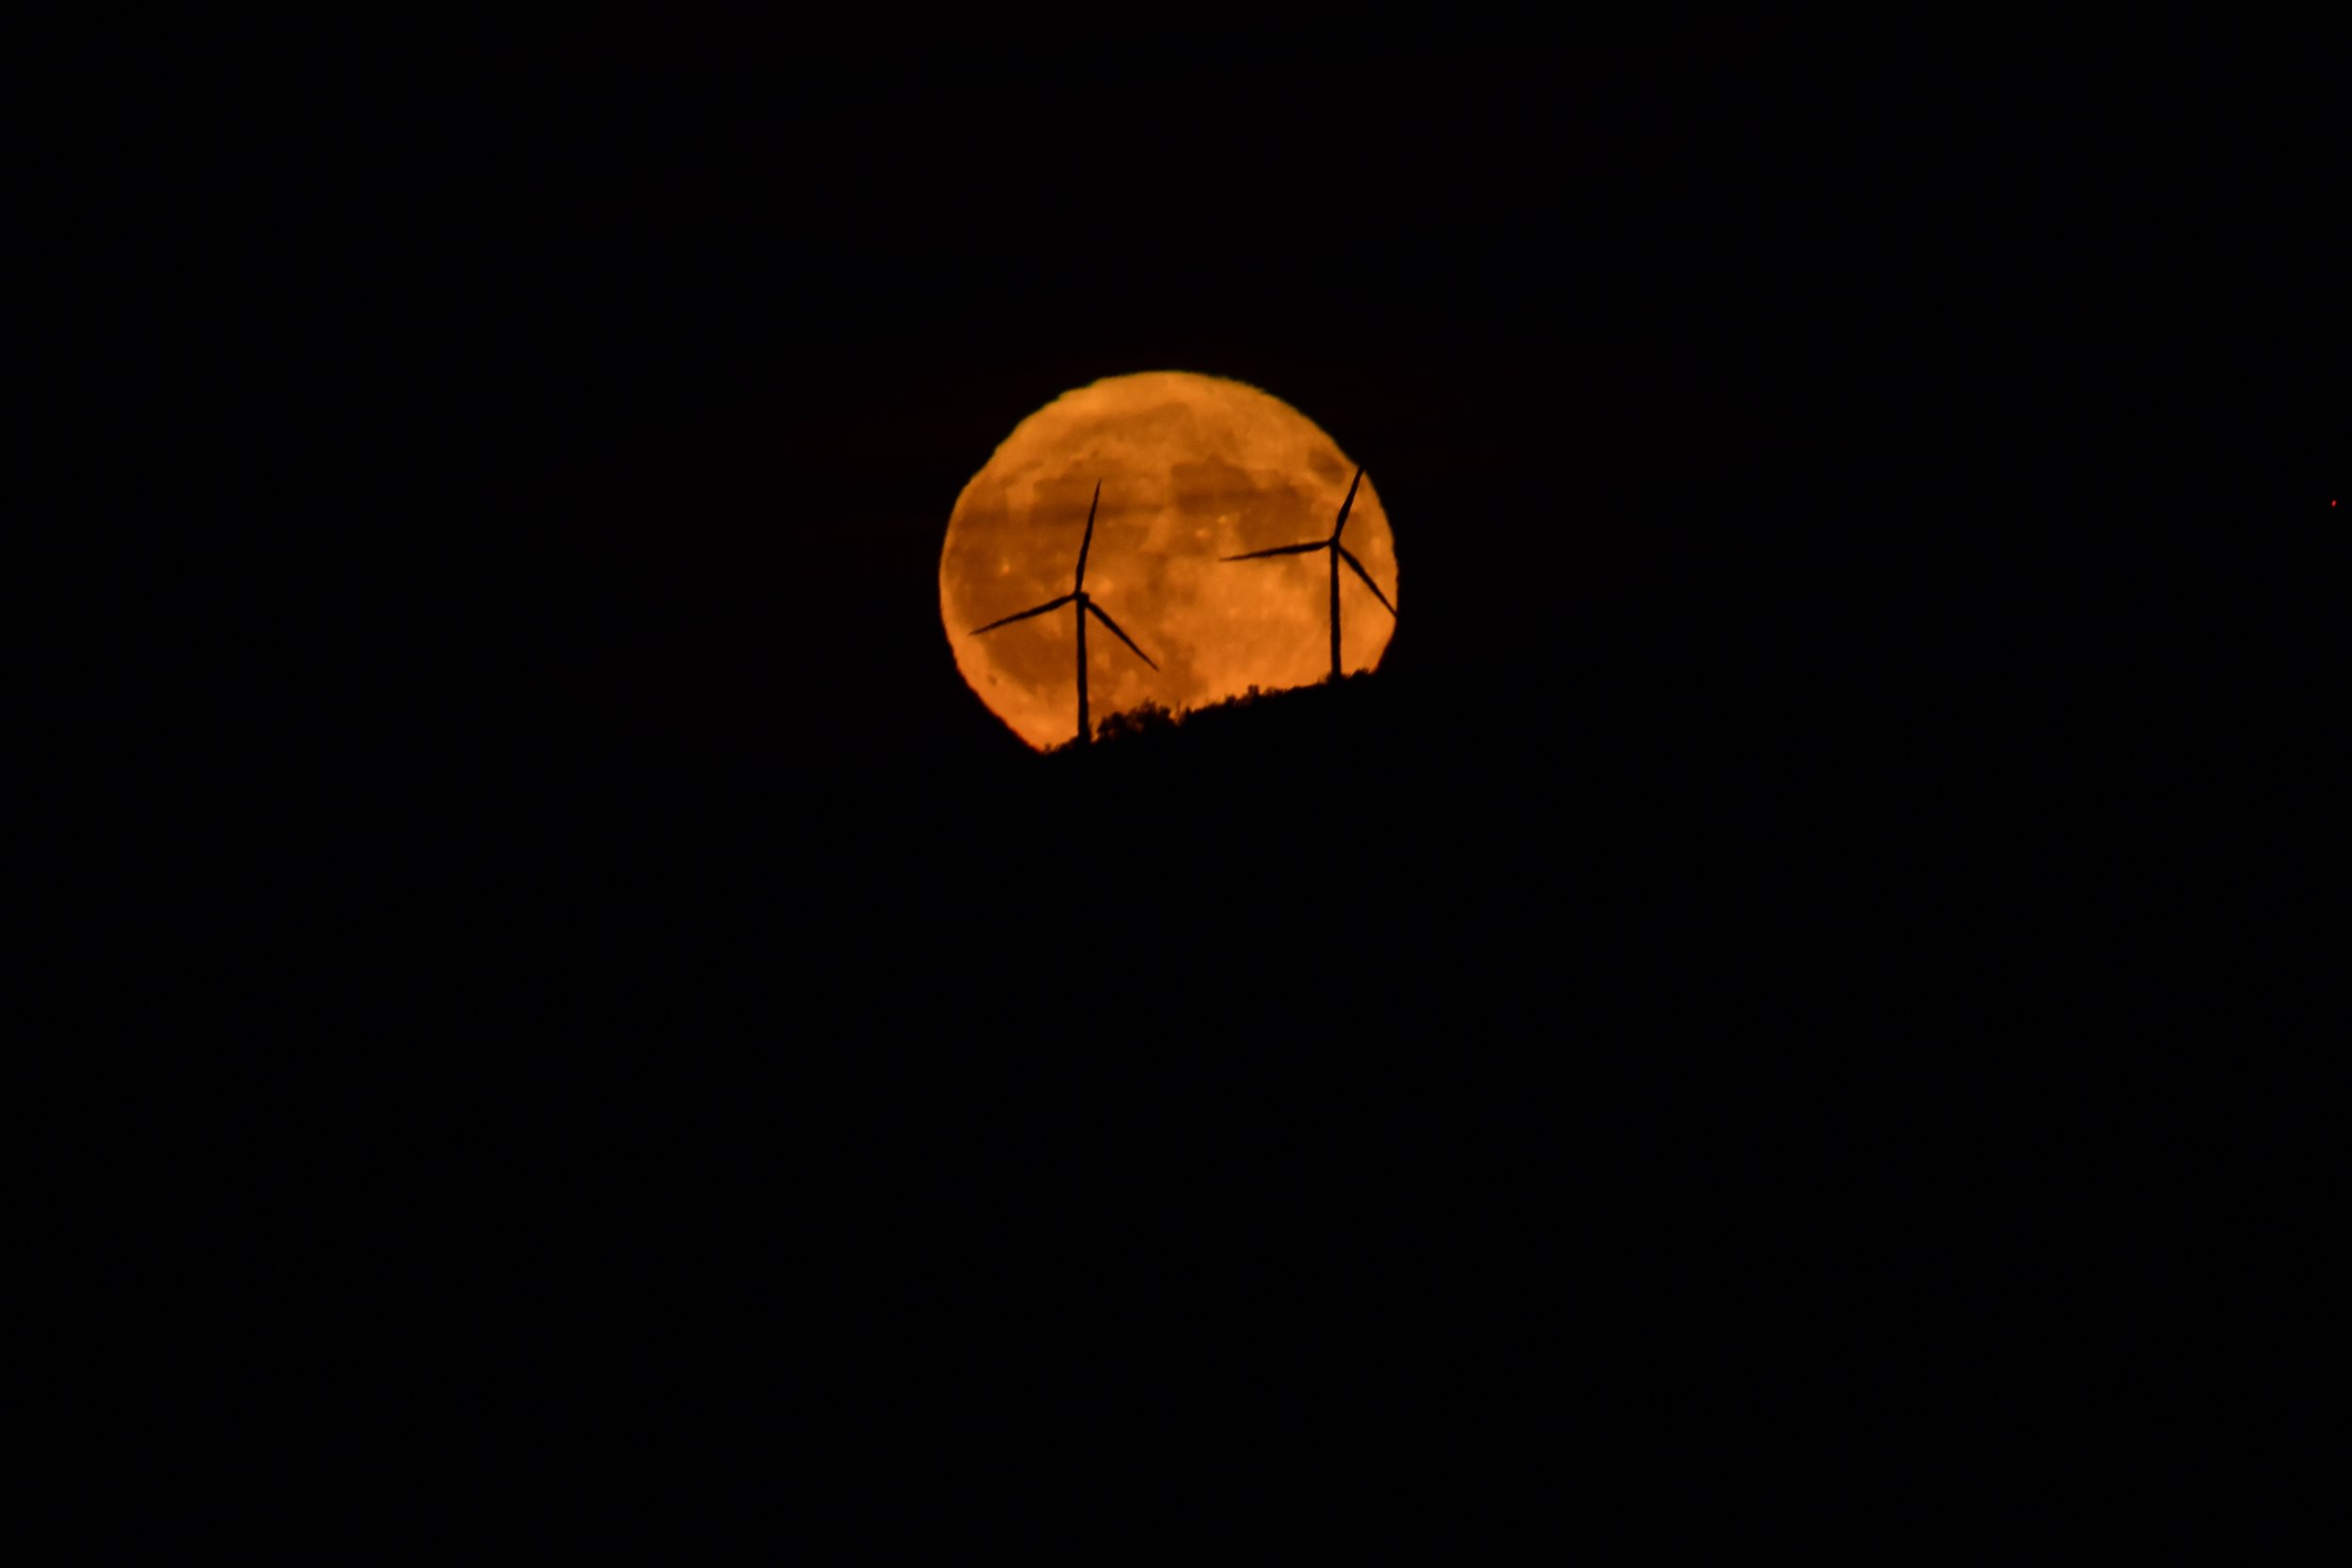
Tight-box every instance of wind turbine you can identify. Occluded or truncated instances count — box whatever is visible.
[1221,466,1395,684]
[969,480,1159,748]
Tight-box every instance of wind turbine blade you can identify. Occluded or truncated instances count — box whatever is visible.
[1220,540,1327,562]
[1073,480,1102,590]
[1085,600,1159,670]
[1336,545,1396,617]
[1330,466,1365,541]
[970,593,1073,635]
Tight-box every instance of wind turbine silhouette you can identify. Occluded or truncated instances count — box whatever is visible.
[1221,466,1395,684]
[969,480,1159,748]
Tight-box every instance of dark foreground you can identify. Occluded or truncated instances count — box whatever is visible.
[69,482,2336,1554]
[47,11,2340,1551]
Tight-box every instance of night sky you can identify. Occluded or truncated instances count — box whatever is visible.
[64,12,2343,1551]
[114,16,2333,778]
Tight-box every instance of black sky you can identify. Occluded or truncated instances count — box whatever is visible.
[59,11,2344,1549]
[97,13,2328,773]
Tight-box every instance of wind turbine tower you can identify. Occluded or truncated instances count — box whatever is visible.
[1221,466,1395,684]
[969,480,1159,747]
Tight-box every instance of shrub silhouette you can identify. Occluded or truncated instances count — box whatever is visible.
[1093,698,1180,744]
[1040,673,1398,768]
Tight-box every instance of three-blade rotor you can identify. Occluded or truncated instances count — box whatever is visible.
[968,479,1158,673]
[1218,466,1393,618]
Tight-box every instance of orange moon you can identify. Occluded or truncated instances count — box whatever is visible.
[939,372,1400,751]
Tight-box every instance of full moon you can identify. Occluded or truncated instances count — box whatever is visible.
[940,372,1400,751]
